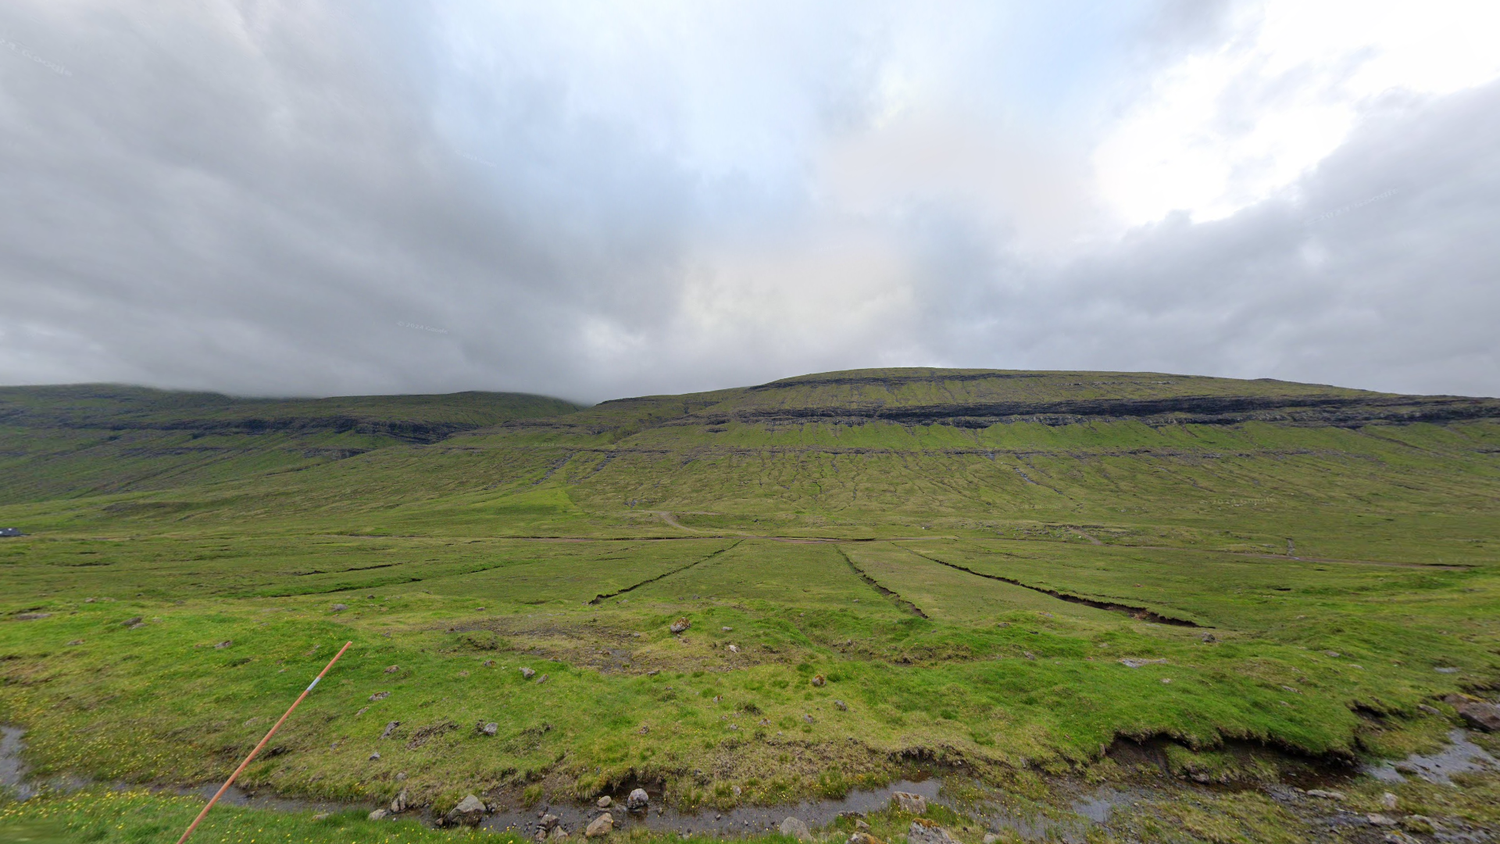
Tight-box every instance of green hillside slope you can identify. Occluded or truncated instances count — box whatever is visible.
[1,369,1498,843]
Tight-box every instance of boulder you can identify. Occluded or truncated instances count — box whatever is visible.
[585,813,614,838]
[332,604,348,612]
[780,817,811,841]
[626,788,650,812]
[445,794,487,827]
[597,795,612,808]
[811,674,826,687]
[670,617,691,634]
[390,788,409,813]
[541,814,561,832]
[380,721,401,739]
[368,809,389,821]
[549,826,570,841]
[908,819,958,844]
[982,835,1001,844]
[122,616,143,628]
[478,721,499,736]
[521,667,536,680]
[891,792,927,814]
[833,700,848,711]
[1457,700,1500,732]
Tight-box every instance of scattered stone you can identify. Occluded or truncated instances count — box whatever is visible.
[390,789,409,813]
[854,818,870,832]
[670,617,691,634]
[1367,813,1397,827]
[803,714,815,724]
[1381,792,1398,811]
[332,604,348,612]
[14,613,51,621]
[355,707,367,716]
[1399,816,1435,834]
[1199,633,1217,643]
[727,644,740,653]
[445,794,487,827]
[384,665,400,674]
[627,788,650,812]
[1306,789,1345,800]
[549,825,570,841]
[66,639,84,645]
[847,834,885,844]
[982,835,1000,844]
[212,640,232,649]
[369,751,381,761]
[1119,658,1168,668]
[722,626,733,632]
[458,670,469,678]
[639,725,650,734]
[483,660,495,668]
[834,700,848,711]
[908,819,958,844]
[597,796,612,809]
[585,813,614,837]
[1324,651,1341,658]
[1023,651,1036,661]
[1434,667,1459,674]
[780,817,811,841]
[312,812,331,821]
[1160,678,1173,684]
[368,809,389,821]
[1456,700,1500,731]
[537,674,549,684]
[891,792,927,814]
[521,667,536,679]
[122,616,143,628]
[396,772,406,781]
[478,721,499,736]
[541,814,561,832]
[370,691,390,701]
[811,674,826,687]
[1417,704,1442,716]
[380,721,401,739]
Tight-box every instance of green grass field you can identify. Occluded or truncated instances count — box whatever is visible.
[1,370,1498,843]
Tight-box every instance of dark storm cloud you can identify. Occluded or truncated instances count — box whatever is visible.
[1,2,1496,402]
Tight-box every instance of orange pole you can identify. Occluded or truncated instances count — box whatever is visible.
[175,641,353,844]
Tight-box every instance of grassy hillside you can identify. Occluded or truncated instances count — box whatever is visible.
[1,369,1498,844]
[0,384,583,504]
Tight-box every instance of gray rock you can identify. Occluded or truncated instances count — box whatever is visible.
[597,796,612,809]
[1457,700,1500,731]
[780,817,811,841]
[1417,704,1441,716]
[891,792,927,814]
[1381,792,1398,810]
[390,789,409,813]
[332,604,348,612]
[585,813,613,837]
[368,809,389,821]
[1367,813,1397,827]
[811,674,826,687]
[1434,667,1459,674]
[1324,651,1341,658]
[1305,789,1345,800]
[445,794,487,827]
[908,819,958,844]
[522,667,536,679]
[982,835,1001,844]
[549,825,570,841]
[380,721,401,739]
[847,834,885,844]
[312,812,331,821]
[384,665,400,674]
[833,700,848,711]
[369,691,390,701]
[537,674,549,684]
[1199,633,1217,643]
[369,751,381,761]
[214,640,232,649]
[14,613,51,621]
[1119,658,1168,668]
[541,813,561,832]
[627,788,649,812]
[122,616,143,627]
[670,617,691,634]
[478,721,499,736]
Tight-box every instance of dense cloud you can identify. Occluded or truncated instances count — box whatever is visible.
[1,1,1497,402]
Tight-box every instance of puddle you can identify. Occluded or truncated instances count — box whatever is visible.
[1364,728,1500,786]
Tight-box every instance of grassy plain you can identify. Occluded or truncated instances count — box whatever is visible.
[1,370,1498,843]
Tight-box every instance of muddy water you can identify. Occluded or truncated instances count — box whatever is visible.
[1363,728,1500,786]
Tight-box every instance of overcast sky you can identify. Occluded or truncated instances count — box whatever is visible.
[2,1,1498,403]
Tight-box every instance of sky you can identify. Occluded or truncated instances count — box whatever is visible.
[2,0,1498,403]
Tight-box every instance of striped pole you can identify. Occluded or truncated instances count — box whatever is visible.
[175,640,353,844]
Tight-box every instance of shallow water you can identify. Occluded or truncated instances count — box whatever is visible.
[1363,728,1500,786]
